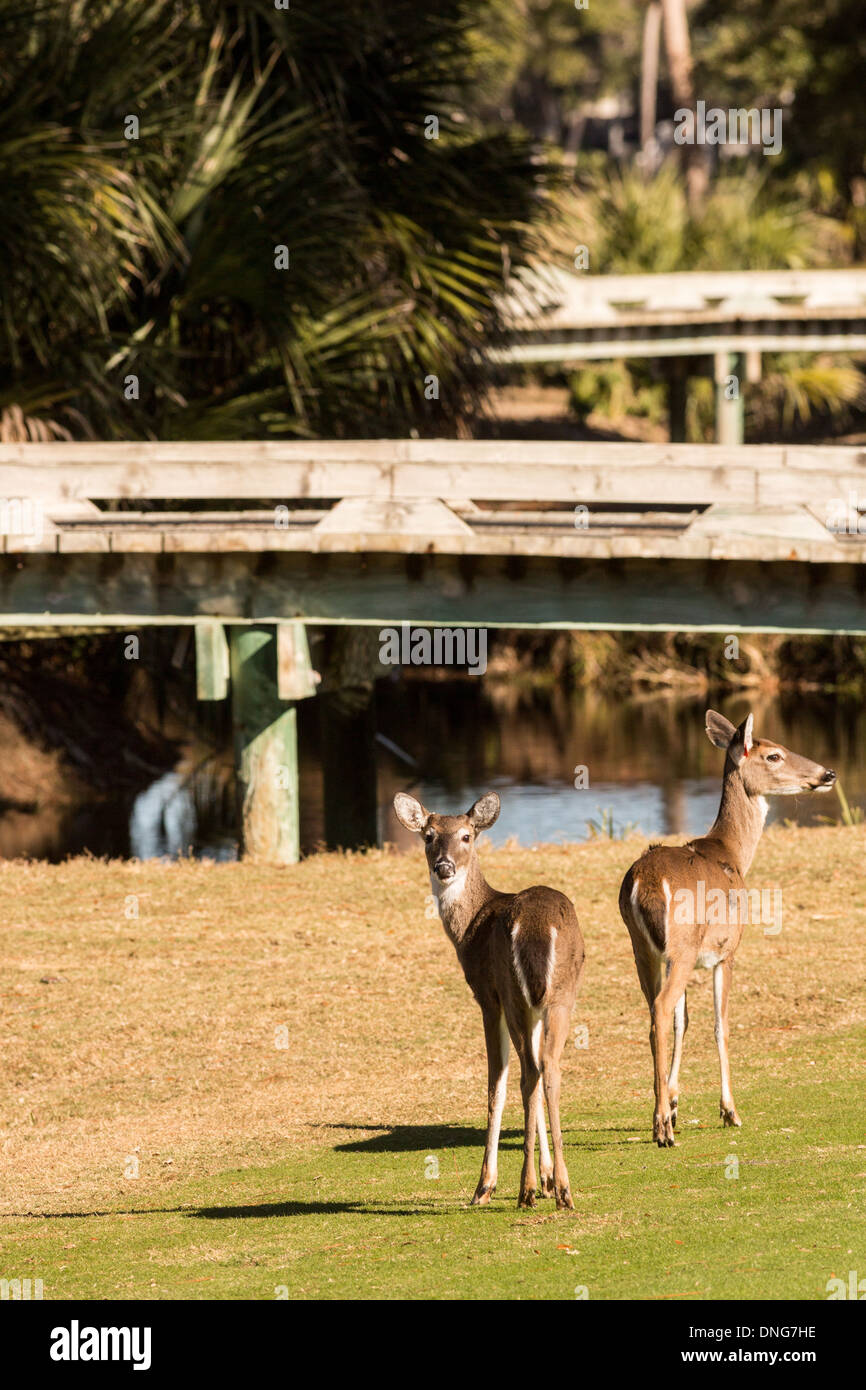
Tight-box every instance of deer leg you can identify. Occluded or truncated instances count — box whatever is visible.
[651,953,695,1147]
[472,1008,510,1205]
[714,958,741,1128]
[536,1088,554,1196]
[542,1004,574,1210]
[667,987,688,1129]
[517,1012,543,1208]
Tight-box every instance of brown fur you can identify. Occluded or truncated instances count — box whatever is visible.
[619,709,835,1147]
[394,790,585,1209]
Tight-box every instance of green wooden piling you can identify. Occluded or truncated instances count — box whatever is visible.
[195,621,230,701]
[229,625,304,864]
[715,350,745,445]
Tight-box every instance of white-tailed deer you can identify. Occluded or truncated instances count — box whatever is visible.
[394,790,584,1209]
[620,709,835,1147]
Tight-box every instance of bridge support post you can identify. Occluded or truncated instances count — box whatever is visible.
[715,350,745,445]
[229,624,310,864]
[195,621,230,701]
[666,358,688,442]
[318,628,380,851]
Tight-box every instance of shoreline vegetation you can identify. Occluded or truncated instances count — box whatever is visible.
[437,630,866,697]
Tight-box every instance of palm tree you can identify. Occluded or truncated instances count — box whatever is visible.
[0,0,546,441]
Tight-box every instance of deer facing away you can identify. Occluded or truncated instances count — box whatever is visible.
[619,709,835,1148]
[394,790,585,1209]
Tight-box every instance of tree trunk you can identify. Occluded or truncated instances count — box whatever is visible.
[661,0,708,209]
[640,1,662,166]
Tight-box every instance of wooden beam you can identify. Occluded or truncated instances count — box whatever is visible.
[229,625,300,865]
[276,621,318,700]
[493,331,866,363]
[195,621,230,701]
[1,551,865,633]
[2,441,865,511]
[499,267,866,329]
[715,351,745,446]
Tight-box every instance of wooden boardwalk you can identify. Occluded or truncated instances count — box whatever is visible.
[2,440,865,568]
[2,438,864,861]
[0,438,864,633]
[495,268,866,362]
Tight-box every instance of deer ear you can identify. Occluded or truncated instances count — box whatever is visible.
[468,791,500,831]
[727,712,754,766]
[706,710,737,750]
[393,793,429,833]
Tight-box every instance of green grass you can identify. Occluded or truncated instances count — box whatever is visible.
[5,1024,864,1301]
[1,829,864,1299]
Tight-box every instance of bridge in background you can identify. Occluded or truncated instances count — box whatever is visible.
[494,268,866,443]
[1,438,865,860]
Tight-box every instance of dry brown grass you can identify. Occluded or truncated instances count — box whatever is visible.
[2,824,865,1217]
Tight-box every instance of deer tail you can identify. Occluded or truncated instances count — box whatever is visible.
[510,920,557,1009]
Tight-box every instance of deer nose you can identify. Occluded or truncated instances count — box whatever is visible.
[434,858,455,881]
[821,768,836,785]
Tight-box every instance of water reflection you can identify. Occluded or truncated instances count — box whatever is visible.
[0,679,861,860]
[129,772,196,860]
[375,685,864,853]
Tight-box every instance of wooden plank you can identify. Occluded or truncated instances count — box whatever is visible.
[1,550,866,633]
[3,521,866,564]
[23,504,866,560]
[56,531,111,553]
[315,496,473,535]
[687,504,832,543]
[492,331,866,363]
[8,456,866,509]
[500,267,866,329]
[276,622,318,700]
[195,621,230,701]
[2,441,866,511]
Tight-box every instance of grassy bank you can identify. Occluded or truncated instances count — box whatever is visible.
[1,827,864,1300]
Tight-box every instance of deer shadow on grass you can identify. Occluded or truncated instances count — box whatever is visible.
[192,1197,471,1219]
[18,1199,465,1221]
[326,1122,651,1153]
[193,1124,525,1220]
[328,1122,521,1154]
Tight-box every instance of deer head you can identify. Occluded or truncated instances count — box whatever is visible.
[393,791,500,885]
[705,710,836,797]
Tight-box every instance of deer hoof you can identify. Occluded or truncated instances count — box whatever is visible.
[555,1186,575,1211]
[654,1112,675,1147]
[720,1106,742,1128]
[471,1183,495,1205]
[670,1099,678,1130]
[517,1190,537,1210]
[540,1171,555,1198]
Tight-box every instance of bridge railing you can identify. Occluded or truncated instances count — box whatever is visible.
[1,440,865,510]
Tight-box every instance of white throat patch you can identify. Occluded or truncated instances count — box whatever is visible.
[431,866,468,920]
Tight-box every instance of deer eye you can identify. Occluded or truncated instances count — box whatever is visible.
[424,830,435,843]
[766,752,782,762]
[461,832,471,843]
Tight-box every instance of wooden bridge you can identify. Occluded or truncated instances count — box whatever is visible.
[2,438,865,861]
[495,268,866,443]
[497,268,866,362]
[1,440,865,629]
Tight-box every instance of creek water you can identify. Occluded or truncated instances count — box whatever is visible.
[374,683,865,852]
[1,682,861,860]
